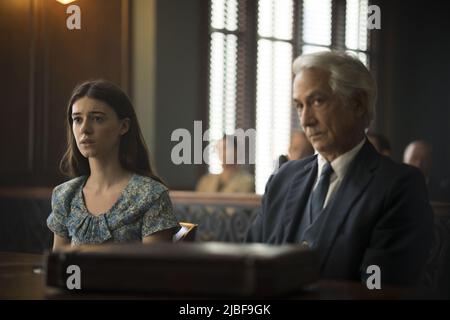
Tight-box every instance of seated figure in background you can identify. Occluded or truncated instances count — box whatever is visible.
[403,139,450,203]
[278,131,315,168]
[196,135,255,193]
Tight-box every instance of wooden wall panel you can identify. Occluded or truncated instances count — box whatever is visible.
[0,0,34,176]
[43,0,127,184]
[0,0,130,187]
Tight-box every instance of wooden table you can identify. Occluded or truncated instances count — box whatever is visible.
[0,252,46,299]
[0,251,411,300]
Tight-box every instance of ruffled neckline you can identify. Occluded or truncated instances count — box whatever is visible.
[66,174,137,245]
[79,174,137,218]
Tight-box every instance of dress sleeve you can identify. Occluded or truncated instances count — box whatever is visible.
[46,188,70,238]
[141,190,180,238]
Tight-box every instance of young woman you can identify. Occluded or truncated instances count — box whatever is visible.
[47,80,180,249]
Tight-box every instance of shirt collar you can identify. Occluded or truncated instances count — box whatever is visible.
[317,138,366,180]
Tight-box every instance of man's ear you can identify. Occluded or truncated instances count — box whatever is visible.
[120,118,130,135]
[351,90,367,119]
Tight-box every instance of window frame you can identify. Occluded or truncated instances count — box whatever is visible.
[204,0,374,191]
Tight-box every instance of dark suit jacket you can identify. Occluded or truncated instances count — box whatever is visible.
[246,141,434,286]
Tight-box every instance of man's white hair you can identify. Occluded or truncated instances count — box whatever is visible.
[293,51,377,128]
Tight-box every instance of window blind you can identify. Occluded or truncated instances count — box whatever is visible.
[255,0,294,194]
[207,0,372,191]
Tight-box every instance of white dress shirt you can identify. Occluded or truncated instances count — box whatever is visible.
[314,138,366,209]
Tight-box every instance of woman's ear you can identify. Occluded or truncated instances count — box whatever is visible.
[120,118,130,135]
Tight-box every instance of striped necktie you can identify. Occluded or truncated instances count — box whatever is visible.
[310,162,334,223]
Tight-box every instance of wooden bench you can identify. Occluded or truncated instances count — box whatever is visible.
[0,188,449,298]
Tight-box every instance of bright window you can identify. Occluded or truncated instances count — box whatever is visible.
[207,0,372,193]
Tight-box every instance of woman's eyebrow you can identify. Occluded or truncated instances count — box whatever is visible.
[71,111,106,116]
[89,111,106,115]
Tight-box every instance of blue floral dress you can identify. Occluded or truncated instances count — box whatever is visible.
[46,174,180,245]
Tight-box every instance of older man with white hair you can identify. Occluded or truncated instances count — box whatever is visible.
[246,51,434,288]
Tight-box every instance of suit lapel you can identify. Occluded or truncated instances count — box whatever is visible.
[281,158,318,243]
[316,141,380,268]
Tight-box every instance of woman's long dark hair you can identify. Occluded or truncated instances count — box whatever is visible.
[60,79,164,184]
